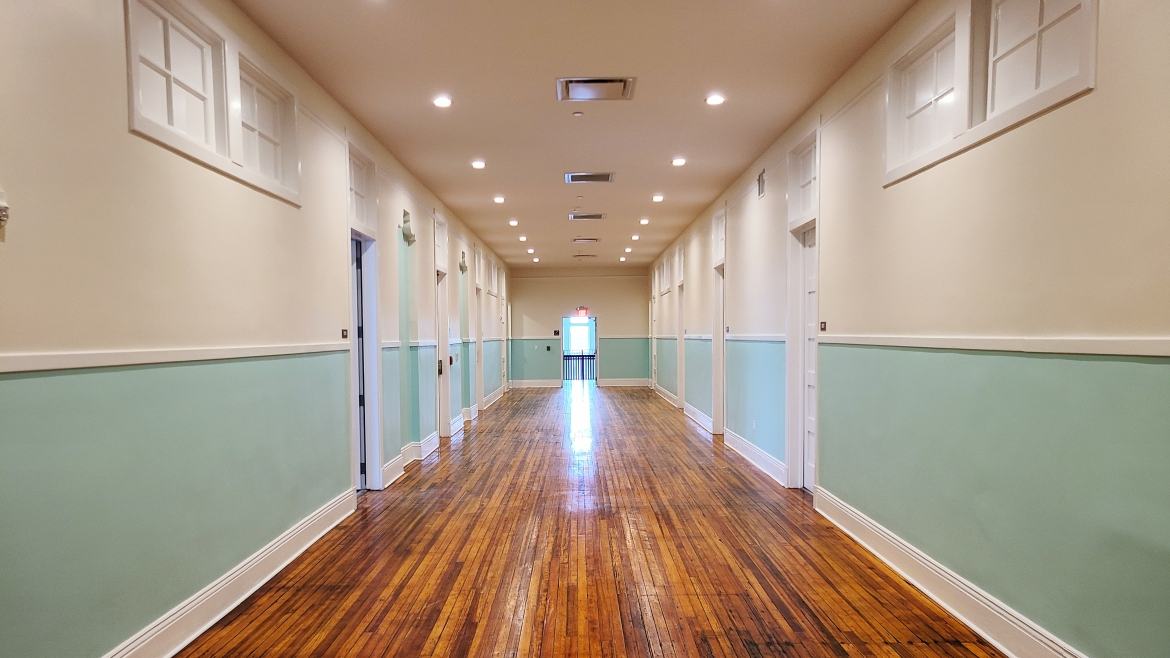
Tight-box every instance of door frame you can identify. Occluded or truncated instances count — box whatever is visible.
[349,229,383,491]
[786,220,818,491]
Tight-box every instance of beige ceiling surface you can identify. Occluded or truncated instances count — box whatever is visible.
[234,0,914,269]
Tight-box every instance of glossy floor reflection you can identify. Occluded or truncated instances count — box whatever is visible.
[177,386,1004,657]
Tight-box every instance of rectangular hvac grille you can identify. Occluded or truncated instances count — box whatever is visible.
[573,254,598,258]
[572,237,599,243]
[556,77,636,101]
[568,212,606,221]
[565,172,615,183]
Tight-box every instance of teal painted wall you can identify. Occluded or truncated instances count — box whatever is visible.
[509,338,562,381]
[414,345,437,440]
[381,347,403,462]
[598,338,650,379]
[655,338,677,395]
[684,338,713,417]
[820,345,1170,658]
[726,340,786,461]
[461,341,475,410]
[0,353,351,658]
[483,340,504,395]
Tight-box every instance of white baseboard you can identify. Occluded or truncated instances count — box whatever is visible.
[653,384,679,407]
[449,417,463,437]
[598,378,651,387]
[815,488,1088,658]
[723,429,789,486]
[421,431,439,457]
[102,489,356,658]
[684,403,714,433]
[470,404,479,419]
[510,379,563,388]
[462,407,472,422]
[484,386,504,409]
[381,453,405,485]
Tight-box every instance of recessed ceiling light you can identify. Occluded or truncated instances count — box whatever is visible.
[472,160,485,169]
[625,247,632,253]
[672,158,686,166]
[632,235,639,240]
[706,93,724,105]
[527,248,534,254]
[653,195,664,202]
[573,111,584,117]
[532,258,539,263]
[620,257,627,262]
[433,95,452,108]
[519,235,527,241]
[508,219,518,226]
[493,195,505,203]
[640,218,650,225]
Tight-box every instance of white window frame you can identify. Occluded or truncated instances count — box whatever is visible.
[884,0,1097,186]
[125,0,302,206]
[787,130,819,234]
[347,142,377,232]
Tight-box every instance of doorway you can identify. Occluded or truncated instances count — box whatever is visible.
[800,226,819,492]
[562,316,597,381]
[350,236,382,491]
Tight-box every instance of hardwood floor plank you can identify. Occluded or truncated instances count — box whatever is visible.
[176,385,1005,658]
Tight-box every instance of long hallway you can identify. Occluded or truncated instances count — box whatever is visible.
[178,385,1001,658]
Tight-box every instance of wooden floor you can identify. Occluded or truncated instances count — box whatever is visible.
[178,384,1003,657]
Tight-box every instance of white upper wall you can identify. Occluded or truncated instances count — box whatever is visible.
[511,276,649,339]
[0,0,505,356]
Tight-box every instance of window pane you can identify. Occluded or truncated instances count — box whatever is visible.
[908,54,935,111]
[255,90,278,138]
[1038,7,1083,90]
[258,136,278,179]
[907,106,933,157]
[1042,0,1080,26]
[994,0,1041,56]
[172,84,208,144]
[240,78,257,126]
[936,39,956,95]
[934,91,955,145]
[991,38,1039,113]
[133,3,166,67]
[138,62,169,126]
[168,25,207,93]
[242,126,258,170]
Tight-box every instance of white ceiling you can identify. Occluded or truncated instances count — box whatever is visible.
[233,0,915,270]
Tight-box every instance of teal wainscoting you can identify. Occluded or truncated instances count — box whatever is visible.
[654,338,677,396]
[598,338,650,380]
[725,339,786,460]
[461,341,475,410]
[684,338,712,417]
[819,344,1170,658]
[0,352,351,658]
[483,340,504,396]
[381,347,403,462]
[414,345,437,440]
[508,338,562,381]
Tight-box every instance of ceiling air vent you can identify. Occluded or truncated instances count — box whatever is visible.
[556,77,636,101]
[565,172,615,183]
[572,237,600,244]
[568,212,606,221]
[573,253,598,259]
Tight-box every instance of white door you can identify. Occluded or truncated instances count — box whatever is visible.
[801,227,819,491]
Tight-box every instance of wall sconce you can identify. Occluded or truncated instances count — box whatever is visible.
[0,190,9,229]
[401,210,416,246]
[459,251,468,273]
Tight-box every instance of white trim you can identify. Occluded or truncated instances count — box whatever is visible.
[683,334,713,341]
[449,416,463,437]
[381,340,402,349]
[723,429,789,486]
[684,403,714,433]
[0,342,349,374]
[815,488,1089,658]
[470,404,479,419]
[410,340,439,348]
[381,453,405,486]
[462,407,473,422]
[599,335,652,340]
[402,441,421,463]
[102,489,355,658]
[653,384,679,407]
[510,379,563,388]
[483,386,504,409]
[819,334,1170,357]
[726,334,786,343]
[421,431,439,458]
[597,378,651,387]
[653,336,678,341]
[512,335,558,340]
